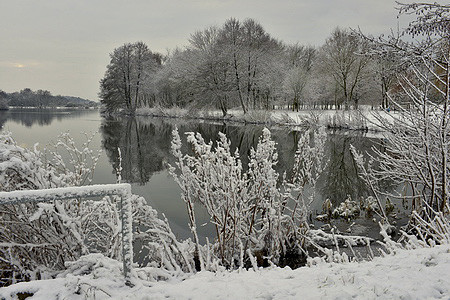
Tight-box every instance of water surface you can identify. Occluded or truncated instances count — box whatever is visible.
[0,109,397,241]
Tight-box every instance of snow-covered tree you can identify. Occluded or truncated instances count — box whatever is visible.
[355,2,450,244]
[320,28,371,109]
[283,45,316,110]
[100,42,162,115]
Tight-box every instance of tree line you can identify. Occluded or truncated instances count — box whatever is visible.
[0,88,97,109]
[100,19,410,116]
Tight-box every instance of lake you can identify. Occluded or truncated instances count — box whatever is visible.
[0,108,402,243]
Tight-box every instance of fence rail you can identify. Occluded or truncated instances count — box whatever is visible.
[0,183,134,286]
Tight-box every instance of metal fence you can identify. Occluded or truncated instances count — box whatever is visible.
[0,183,134,286]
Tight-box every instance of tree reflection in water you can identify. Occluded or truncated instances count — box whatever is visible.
[100,116,384,209]
[321,134,369,207]
[0,109,93,128]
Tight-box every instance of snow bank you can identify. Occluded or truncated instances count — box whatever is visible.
[1,243,449,299]
[136,106,395,132]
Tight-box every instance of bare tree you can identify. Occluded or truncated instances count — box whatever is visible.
[100,42,161,115]
[218,18,248,114]
[189,26,234,116]
[355,2,450,244]
[375,52,403,109]
[321,28,370,110]
[282,45,316,110]
[215,18,284,113]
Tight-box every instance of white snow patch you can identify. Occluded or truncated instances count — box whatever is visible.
[1,244,449,299]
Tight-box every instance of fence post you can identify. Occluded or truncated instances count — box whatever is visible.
[121,193,134,287]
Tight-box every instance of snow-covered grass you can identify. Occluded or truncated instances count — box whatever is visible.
[136,106,189,118]
[1,243,449,299]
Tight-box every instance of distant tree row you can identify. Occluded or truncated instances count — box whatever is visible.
[0,88,97,109]
[99,19,411,115]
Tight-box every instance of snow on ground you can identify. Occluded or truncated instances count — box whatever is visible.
[136,106,394,133]
[1,244,449,299]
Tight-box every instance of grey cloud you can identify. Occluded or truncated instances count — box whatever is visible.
[0,0,410,100]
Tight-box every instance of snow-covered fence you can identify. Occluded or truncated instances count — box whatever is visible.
[0,183,134,286]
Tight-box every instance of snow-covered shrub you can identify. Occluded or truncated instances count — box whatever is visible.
[169,128,248,268]
[327,110,368,131]
[363,196,380,216]
[298,110,322,127]
[0,132,100,285]
[354,3,450,246]
[0,133,60,191]
[278,126,327,260]
[169,127,327,269]
[332,196,360,220]
[322,198,333,216]
[272,113,296,125]
[0,132,193,286]
[136,105,189,118]
[131,195,196,274]
[241,110,273,124]
[47,132,102,186]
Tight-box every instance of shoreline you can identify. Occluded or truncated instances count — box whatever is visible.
[120,106,387,133]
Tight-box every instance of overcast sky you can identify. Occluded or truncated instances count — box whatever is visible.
[0,0,425,101]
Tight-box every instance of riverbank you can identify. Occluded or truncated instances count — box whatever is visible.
[1,243,448,299]
[134,106,391,132]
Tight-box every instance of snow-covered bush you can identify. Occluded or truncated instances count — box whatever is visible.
[0,132,101,285]
[363,196,381,217]
[169,128,248,268]
[326,110,368,131]
[0,133,61,191]
[47,132,102,186]
[169,127,327,269]
[241,110,273,124]
[131,195,196,274]
[0,132,194,286]
[272,112,296,125]
[298,110,322,127]
[332,196,361,220]
[136,105,189,118]
[353,2,450,246]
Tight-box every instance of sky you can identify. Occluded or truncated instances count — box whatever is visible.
[0,0,425,101]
